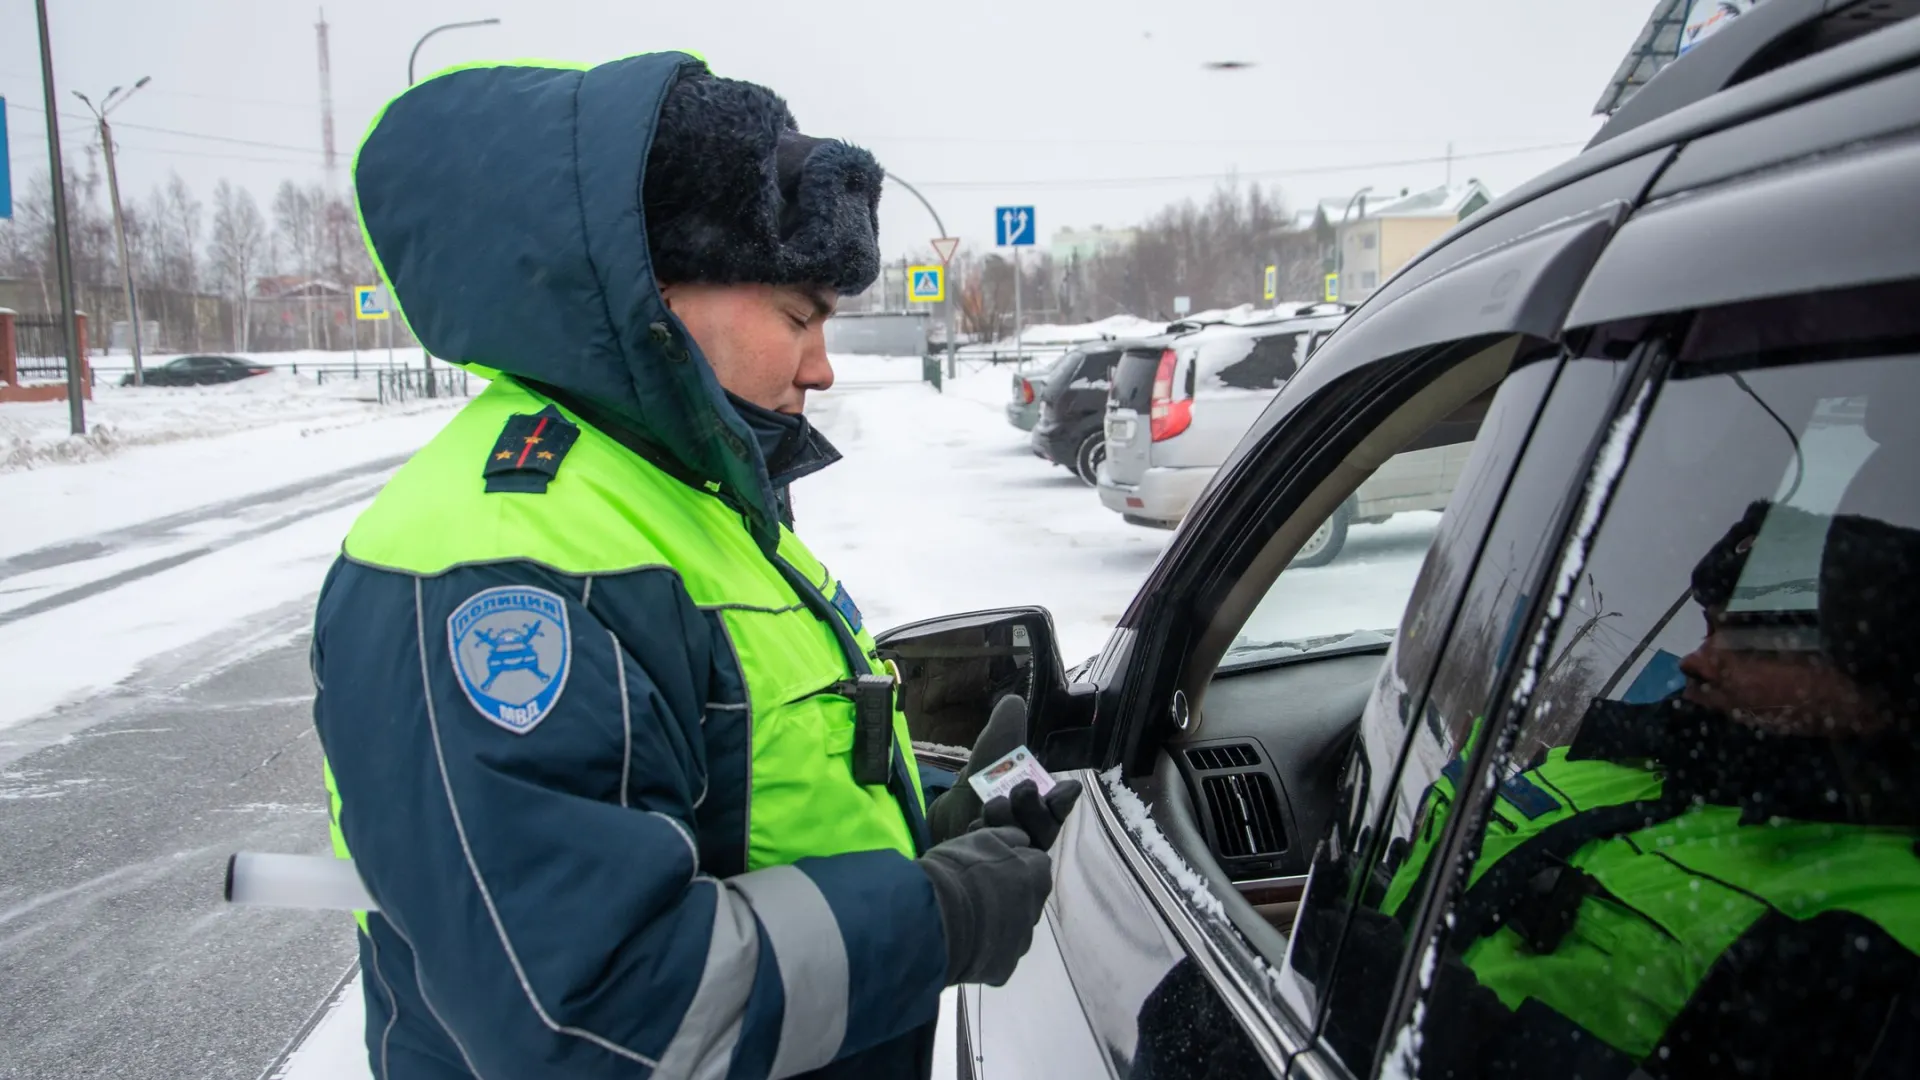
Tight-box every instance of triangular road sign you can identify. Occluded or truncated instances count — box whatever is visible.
[931,237,960,264]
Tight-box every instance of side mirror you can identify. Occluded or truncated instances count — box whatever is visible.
[875,607,1068,757]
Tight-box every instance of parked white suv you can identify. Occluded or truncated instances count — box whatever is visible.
[1098,305,1469,564]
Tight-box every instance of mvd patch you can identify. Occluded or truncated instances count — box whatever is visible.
[484,406,581,493]
[447,585,572,734]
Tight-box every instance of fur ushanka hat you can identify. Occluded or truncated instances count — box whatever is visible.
[642,69,885,296]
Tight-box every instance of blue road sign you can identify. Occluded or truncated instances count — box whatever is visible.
[1,99,12,220]
[995,205,1035,247]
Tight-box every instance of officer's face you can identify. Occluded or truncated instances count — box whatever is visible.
[660,282,838,414]
[1679,606,1890,737]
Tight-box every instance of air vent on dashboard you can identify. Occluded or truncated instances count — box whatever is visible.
[1201,772,1287,858]
[1186,743,1259,771]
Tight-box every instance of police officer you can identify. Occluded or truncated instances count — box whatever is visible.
[314,54,1079,1080]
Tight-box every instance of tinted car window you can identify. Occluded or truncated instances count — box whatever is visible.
[1111,348,1161,412]
[1286,335,1640,1069]
[1408,281,1920,1078]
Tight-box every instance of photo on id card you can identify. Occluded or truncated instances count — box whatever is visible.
[967,745,1055,802]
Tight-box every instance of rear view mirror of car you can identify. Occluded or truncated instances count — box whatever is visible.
[875,607,1073,761]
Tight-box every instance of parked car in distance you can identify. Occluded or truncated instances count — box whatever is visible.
[1030,344,1132,484]
[1005,351,1077,431]
[1098,306,1348,528]
[121,355,273,387]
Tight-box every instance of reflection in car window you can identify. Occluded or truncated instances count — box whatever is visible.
[1287,337,1640,1068]
[1406,283,1920,1077]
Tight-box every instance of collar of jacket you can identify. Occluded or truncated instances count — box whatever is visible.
[725,391,842,492]
[1570,694,1920,829]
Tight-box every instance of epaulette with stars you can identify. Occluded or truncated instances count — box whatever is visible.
[483,406,581,493]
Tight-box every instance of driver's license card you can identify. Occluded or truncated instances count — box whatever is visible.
[967,745,1056,802]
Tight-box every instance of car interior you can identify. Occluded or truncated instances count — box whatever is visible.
[1138,335,1523,963]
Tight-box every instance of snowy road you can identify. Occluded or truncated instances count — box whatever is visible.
[0,355,1431,1078]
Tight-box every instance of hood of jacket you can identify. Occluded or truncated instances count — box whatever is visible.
[352,53,800,544]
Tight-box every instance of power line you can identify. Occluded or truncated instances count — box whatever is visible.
[912,142,1587,190]
[4,99,326,156]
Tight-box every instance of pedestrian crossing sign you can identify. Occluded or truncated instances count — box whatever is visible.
[908,265,945,304]
[354,285,391,320]
[1263,264,1277,301]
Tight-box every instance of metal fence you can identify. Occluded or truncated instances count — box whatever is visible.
[11,315,78,380]
[377,367,470,405]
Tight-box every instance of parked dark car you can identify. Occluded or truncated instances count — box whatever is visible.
[1029,343,1132,484]
[879,8,1920,1077]
[121,355,272,387]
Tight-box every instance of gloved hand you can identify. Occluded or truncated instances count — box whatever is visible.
[918,825,1053,987]
[926,695,1030,844]
[976,778,1084,851]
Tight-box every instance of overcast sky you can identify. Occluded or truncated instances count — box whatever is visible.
[4,0,1652,263]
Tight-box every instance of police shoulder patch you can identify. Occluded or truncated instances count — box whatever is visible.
[446,585,572,734]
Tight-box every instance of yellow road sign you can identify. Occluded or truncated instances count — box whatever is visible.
[1323,272,1339,303]
[1263,264,1277,301]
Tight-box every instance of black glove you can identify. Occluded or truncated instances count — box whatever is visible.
[977,778,1084,851]
[926,694,1030,844]
[918,825,1053,987]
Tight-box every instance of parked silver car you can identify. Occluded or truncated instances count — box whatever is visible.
[1098,308,1345,524]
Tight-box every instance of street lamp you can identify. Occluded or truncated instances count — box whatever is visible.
[1334,185,1374,303]
[74,75,152,386]
[883,171,960,378]
[409,19,502,85]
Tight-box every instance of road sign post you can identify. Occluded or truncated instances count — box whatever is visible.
[996,207,1034,368]
[932,237,960,379]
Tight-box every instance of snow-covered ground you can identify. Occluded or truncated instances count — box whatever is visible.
[4,347,1434,1077]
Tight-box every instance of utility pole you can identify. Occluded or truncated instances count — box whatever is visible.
[75,78,152,386]
[35,0,86,434]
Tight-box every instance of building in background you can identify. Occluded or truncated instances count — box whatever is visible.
[1333,181,1494,304]
[1050,225,1137,264]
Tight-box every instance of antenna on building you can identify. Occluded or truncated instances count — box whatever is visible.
[316,8,337,181]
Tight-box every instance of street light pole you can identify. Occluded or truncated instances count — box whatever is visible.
[34,0,86,434]
[76,77,151,387]
[408,18,499,397]
[883,171,958,379]
[409,18,502,85]
[1335,185,1373,303]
